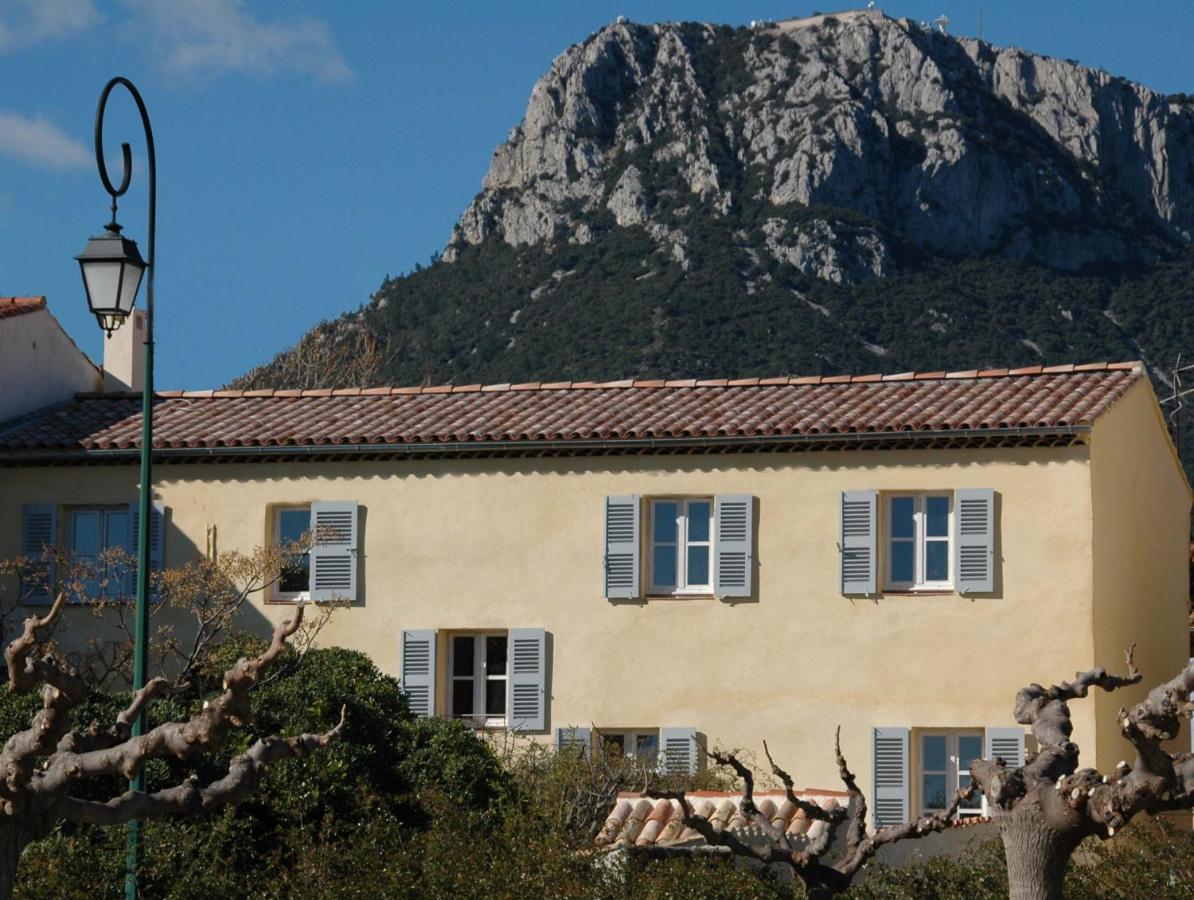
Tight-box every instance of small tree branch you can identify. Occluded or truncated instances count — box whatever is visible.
[763,738,835,821]
[836,784,976,879]
[698,738,790,845]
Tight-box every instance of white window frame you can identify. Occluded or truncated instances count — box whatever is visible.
[648,498,713,595]
[918,730,984,818]
[449,632,508,729]
[273,505,312,601]
[66,505,132,601]
[598,728,662,767]
[885,493,953,591]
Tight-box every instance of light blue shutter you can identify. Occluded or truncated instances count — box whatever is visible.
[661,727,698,774]
[985,727,1025,767]
[604,496,640,599]
[309,501,358,602]
[555,726,592,756]
[401,629,437,717]
[714,494,753,598]
[20,504,58,605]
[956,489,995,593]
[128,501,165,600]
[841,491,877,594]
[872,726,909,828]
[507,628,547,732]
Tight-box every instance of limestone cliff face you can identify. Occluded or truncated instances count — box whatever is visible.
[445,11,1194,282]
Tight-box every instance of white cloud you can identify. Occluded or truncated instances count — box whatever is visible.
[0,111,90,171]
[122,0,352,84]
[0,0,101,50]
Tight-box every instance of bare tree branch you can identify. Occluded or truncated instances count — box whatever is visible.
[56,706,345,826]
[1013,645,1142,784]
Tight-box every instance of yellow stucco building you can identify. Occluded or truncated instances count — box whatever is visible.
[0,360,1187,828]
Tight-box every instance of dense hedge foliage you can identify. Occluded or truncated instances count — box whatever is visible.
[8,639,1193,897]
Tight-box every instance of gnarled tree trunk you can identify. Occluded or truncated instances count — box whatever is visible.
[998,801,1082,900]
[0,824,29,900]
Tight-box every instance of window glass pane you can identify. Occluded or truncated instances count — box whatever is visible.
[653,502,678,543]
[279,555,309,593]
[486,636,507,676]
[71,511,101,555]
[687,545,709,586]
[635,734,659,760]
[452,680,474,716]
[958,735,983,768]
[922,773,948,810]
[104,510,132,596]
[926,497,949,537]
[278,508,311,593]
[925,540,948,582]
[653,544,677,588]
[278,508,309,544]
[485,680,506,716]
[890,541,914,583]
[105,511,129,552]
[890,497,915,539]
[452,637,475,677]
[687,501,711,542]
[602,734,626,756]
[922,735,947,771]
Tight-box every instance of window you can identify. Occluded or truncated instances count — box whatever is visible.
[67,507,131,600]
[886,494,952,590]
[920,731,983,817]
[401,628,546,728]
[450,633,508,727]
[649,499,713,594]
[599,729,660,765]
[274,507,311,599]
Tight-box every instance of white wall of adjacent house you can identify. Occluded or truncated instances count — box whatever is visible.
[0,306,101,423]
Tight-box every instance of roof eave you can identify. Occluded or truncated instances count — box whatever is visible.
[0,425,1092,465]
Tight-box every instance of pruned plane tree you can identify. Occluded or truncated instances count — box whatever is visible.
[650,647,1194,900]
[0,595,342,899]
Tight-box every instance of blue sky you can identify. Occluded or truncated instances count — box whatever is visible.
[2,0,1193,389]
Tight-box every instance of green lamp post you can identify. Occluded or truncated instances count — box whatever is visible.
[74,76,156,900]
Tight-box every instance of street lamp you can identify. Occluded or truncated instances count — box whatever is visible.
[76,75,156,900]
[75,224,146,335]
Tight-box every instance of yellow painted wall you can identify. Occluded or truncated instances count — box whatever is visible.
[1,440,1125,812]
[1089,381,1193,771]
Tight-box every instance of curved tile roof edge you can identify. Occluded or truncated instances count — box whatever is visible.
[0,296,47,321]
[78,361,1143,400]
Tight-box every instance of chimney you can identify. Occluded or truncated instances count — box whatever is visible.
[103,309,146,393]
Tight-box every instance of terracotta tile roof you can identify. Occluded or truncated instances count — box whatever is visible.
[0,297,46,320]
[597,790,849,848]
[0,362,1144,459]
[596,791,990,849]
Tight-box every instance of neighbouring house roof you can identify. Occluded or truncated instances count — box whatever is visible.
[0,297,46,320]
[0,362,1146,463]
[596,790,991,851]
[597,790,850,849]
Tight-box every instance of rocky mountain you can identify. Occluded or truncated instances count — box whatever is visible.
[235,10,1194,424]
